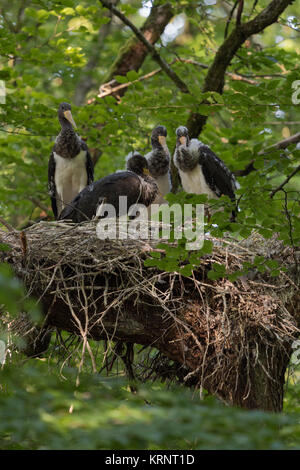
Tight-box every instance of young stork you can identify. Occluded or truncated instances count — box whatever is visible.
[59,152,158,223]
[174,126,239,219]
[145,125,171,204]
[48,102,94,219]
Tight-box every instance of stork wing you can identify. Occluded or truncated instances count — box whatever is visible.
[58,192,82,222]
[198,144,237,200]
[48,152,58,219]
[80,140,94,185]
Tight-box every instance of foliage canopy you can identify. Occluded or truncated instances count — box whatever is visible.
[0,0,299,450]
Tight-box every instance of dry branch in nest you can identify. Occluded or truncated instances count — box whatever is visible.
[0,221,299,411]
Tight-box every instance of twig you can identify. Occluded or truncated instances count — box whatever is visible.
[270,164,300,198]
[234,160,255,177]
[236,0,244,26]
[224,0,239,38]
[89,57,257,103]
[250,0,259,15]
[0,216,17,233]
[29,197,51,214]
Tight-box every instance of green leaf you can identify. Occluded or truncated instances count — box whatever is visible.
[0,243,11,252]
[61,7,75,16]
[207,270,221,280]
[114,75,129,84]
[68,17,94,33]
[126,70,139,82]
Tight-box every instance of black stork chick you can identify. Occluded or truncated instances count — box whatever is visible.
[48,102,94,219]
[174,126,239,218]
[59,152,158,223]
[145,125,171,203]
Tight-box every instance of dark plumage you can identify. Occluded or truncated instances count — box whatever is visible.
[59,152,158,223]
[146,126,170,178]
[174,126,239,202]
[48,102,94,219]
[145,125,171,206]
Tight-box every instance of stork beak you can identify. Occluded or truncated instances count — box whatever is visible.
[179,136,187,145]
[64,110,77,128]
[143,168,150,176]
[158,135,166,146]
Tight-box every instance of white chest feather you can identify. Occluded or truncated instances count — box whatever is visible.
[54,150,88,208]
[179,165,217,199]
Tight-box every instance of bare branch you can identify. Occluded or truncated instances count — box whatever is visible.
[29,197,52,215]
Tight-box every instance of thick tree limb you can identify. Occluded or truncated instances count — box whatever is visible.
[99,0,189,94]
[93,57,257,102]
[92,0,291,183]
[186,0,293,138]
[102,1,173,90]
[1,223,299,411]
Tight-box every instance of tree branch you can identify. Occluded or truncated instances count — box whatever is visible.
[233,160,256,177]
[234,131,300,178]
[0,216,17,233]
[186,0,293,138]
[87,1,174,167]
[102,1,173,91]
[258,131,300,155]
[73,1,119,106]
[270,164,300,198]
[99,0,190,94]
[89,58,257,103]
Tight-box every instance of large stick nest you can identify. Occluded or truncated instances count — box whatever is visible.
[0,221,299,403]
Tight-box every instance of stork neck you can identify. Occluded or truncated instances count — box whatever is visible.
[152,139,169,154]
[176,144,198,172]
[59,117,75,132]
[55,121,80,159]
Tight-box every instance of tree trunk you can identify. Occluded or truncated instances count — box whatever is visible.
[102,2,173,96]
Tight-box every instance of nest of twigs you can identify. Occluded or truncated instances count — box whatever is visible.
[0,220,299,404]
